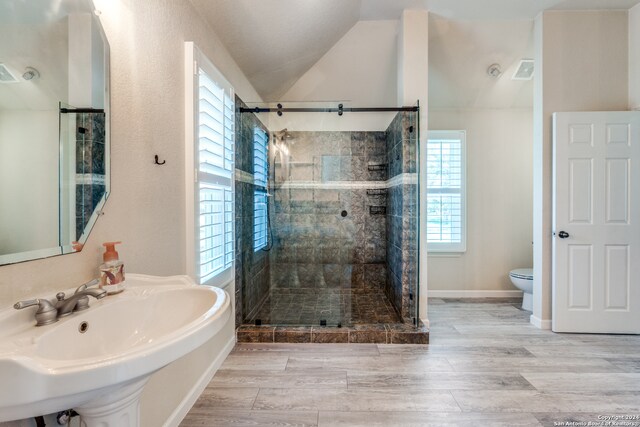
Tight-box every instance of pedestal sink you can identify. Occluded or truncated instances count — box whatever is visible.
[0,274,231,426]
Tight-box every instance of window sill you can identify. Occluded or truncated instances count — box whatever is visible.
[427,252,464,258]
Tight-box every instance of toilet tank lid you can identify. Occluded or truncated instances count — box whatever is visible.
[510,268,533,279]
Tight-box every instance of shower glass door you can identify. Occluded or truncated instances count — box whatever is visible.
[237,101,419,328]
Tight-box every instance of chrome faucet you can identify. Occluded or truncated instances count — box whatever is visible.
[14,279,107,326]
[56,279,106,317]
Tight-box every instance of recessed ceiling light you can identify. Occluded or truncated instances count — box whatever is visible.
[22,67,40,81]
[487,63,502,78]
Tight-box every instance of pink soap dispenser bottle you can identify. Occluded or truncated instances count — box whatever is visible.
[99,241,126,295]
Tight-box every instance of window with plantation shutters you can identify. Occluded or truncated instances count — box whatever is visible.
[426,130,466,252]
[185,42,235,287]
[253,128,268,251]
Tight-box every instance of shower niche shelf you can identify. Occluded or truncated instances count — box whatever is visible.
[369,206,386,215]
[366,189,387,196]
[367,162,388,172]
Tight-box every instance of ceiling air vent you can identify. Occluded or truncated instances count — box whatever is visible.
[0,64,19,83]
[512,59,534,80]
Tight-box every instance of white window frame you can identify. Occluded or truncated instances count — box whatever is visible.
[426,130,467,253]
[185,42,235,288]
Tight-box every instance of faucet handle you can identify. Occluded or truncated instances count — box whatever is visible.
[56,292,66,301]
[73,279,101,312]
[14,299,42,309]
[75,278,100,294]
[14,298,58,326]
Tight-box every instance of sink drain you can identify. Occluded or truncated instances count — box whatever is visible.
[78,321,89,333]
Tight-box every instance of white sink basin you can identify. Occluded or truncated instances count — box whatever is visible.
[0,274,231,424]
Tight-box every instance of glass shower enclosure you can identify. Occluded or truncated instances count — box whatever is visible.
[235,101,419,330]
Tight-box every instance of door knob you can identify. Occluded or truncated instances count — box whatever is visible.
[558,231,570,239]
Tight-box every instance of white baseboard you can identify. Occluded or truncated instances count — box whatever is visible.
[164,335,235,427]
[530,314,552,330]
[420,317,430,329]
[429,290,524,298]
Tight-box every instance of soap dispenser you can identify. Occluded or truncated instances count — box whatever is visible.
[99,241,125,295]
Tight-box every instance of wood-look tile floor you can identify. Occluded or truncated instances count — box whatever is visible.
[181,298,640,427]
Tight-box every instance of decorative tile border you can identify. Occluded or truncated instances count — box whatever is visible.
[235,169,254,184]
[274,180,385,190]
[271,173,417,191]
[75,173,105,185]
[387,172,417,187]
[236,322,428,344]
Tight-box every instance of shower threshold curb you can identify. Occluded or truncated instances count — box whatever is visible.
[236,322,429,344]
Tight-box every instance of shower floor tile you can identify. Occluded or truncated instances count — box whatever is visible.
[247,288,401,326]
[238,287,427,344]
[237,287,428,345]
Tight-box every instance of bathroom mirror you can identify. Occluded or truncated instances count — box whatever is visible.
[0,0,110,265]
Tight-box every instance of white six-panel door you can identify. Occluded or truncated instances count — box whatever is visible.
[552,112,640,333]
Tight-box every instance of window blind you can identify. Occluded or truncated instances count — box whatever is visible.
[253,191,268,251]
[253,128,268,188]
[197,68,234,283]
[253,128,268,251]
[426,131,466,252]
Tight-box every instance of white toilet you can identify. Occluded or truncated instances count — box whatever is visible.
[509,268,533,311]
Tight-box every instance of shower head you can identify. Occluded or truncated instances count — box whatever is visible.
[274,128,293,140]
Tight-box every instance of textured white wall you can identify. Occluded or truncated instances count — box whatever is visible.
[428,109,533,292]
[630,4,640,110]
[0,0,259,425]
[532,10,629,326]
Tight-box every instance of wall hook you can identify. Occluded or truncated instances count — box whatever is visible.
[154,155,166,165]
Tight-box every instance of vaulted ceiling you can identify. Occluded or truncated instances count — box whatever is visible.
[188,0,361,101]
[190,0,640,106]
